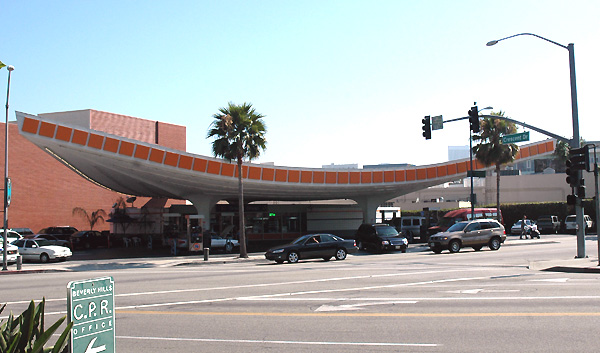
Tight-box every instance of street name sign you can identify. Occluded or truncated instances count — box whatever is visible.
[502,131,530,144]
[68,276,115,353]
[431,115,443,130]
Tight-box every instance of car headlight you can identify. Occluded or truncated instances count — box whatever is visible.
[381,240,390,245]
[271,249,284,254]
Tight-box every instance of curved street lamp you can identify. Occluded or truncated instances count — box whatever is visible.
[486,33,586,258]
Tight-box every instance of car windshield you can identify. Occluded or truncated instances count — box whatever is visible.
[566,216,576,222]
[376,226,398,237]
[447,222,469,232]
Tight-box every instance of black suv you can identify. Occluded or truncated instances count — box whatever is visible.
[37,226,78,243]
[355,224,408,253]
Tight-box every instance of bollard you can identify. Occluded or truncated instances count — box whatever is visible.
[16,255,22,270]
[203,248,209,261]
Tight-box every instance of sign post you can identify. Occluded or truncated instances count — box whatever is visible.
[67,277,115,353]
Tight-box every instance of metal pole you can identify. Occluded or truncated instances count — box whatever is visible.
[2,66,13,271]
[594,145,600,265]
[469,130,475,220]
[567,44,586,258]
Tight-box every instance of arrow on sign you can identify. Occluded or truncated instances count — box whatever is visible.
[85,337,106,353]
[315,300,417,312]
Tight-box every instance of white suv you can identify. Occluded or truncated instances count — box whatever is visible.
[564,215,593,233]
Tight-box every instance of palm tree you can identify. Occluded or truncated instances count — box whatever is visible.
[207,102,267,258]
[72,207,107,230]
[472,111,519,223]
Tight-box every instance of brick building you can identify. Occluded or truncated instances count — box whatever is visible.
[1,109,186,233]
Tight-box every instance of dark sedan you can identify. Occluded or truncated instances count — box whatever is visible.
[265,234,358,264]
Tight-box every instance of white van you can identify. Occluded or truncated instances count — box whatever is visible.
[564,215,593,233]
[400,216,426,243]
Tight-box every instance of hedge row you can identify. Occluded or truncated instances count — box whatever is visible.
[400,200,597,229]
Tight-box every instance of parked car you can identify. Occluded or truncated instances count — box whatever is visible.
[70,230,106,249]
[400,216,426,243]
[10,228,34,236]
[209,234,239,253]
[11,238,72,263]
[510,219,538,235]
[428,208,502,235]
[1,229,23,243]
[536,215,560,234]
[355,224,408,253]
[26,234,71,248]
[37,226,78,241]
[265,233,358,264]
[0,243,19,264]
[564,215,593,233]
[428,219,506,254]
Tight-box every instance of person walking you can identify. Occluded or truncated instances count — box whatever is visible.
[520,215,528,240]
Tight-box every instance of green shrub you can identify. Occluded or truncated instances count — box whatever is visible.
[0,298,72,353]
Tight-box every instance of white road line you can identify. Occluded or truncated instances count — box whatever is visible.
[117,335,439,347]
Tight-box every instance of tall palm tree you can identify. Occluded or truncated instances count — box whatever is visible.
[207,102,267,258]
[72,207,107,230]
[471,111,519,223]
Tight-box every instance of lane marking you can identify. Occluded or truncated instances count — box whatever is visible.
[117,335,439,347]
[315,300,418,312]
[115,310,600,318]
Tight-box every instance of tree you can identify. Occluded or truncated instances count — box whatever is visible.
[207,102,267,258]
[472,111,519,223]
[72,207,107,230]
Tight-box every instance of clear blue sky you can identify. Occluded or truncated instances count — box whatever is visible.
[2,0,599,168]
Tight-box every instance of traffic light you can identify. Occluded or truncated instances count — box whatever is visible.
[468,106,479,133]
[569,146,590,172]
[422,116,431,140]
[565,159,579,187]
[567,194,576,205]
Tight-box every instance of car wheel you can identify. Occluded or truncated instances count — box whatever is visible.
[473,246,482,251]
[287,251,299,263]
[335,248,347,260]
[323,257,331,261]
[489,237,501,251]
[225,242,233,253]
[433,248,443,254]
[401,246,407,253]
[40,253,50,263]
[449,240,461,253]
[275,260,284,264]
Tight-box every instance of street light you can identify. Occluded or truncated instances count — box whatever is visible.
[2,64,13,271]
[487,33,585,258]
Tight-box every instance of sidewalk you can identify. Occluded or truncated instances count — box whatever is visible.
[2,235,599,275]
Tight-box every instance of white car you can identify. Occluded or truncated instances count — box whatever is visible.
[11,238,72,263]
[210,234,240,253]
[564,215,593,233]
[510,220,537,235]
[1,229,23,243]
[0,243,19,264]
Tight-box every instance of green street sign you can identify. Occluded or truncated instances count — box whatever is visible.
[431,115,443,130]
[68,277,115,353]
[502,131,530,144]
[467,170,486,178]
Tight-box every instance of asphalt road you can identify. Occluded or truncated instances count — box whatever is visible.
[2,234,600,352]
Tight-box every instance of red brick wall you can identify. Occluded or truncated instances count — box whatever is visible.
[157,122,186,151]
[90,110,185,150]
[2,111,188,234]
